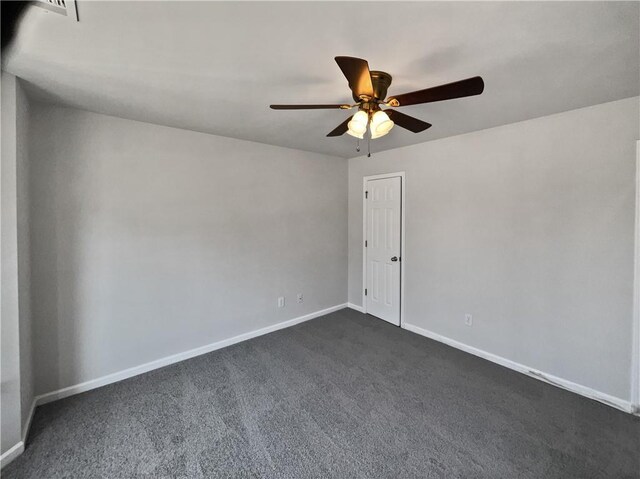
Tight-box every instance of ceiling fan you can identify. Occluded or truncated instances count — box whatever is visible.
[270,56,484,141]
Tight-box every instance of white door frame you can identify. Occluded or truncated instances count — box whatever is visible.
[362,172,406,327]
[633,140,640,414]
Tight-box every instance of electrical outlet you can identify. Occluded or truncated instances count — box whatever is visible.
[297,293,303,304]
[465,313,473,326]
[278,297,285,308]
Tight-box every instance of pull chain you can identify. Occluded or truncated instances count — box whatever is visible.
[356,139,360,152]
[367,135,371,157]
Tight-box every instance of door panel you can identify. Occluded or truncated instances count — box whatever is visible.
[366,177,401,325]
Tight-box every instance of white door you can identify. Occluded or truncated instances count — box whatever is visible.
[365,176,401,325]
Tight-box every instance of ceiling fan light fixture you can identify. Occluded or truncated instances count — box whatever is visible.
[370,128,390,140]
[370,110,394,139]
[347,130,364,139]
[347,110,368,139]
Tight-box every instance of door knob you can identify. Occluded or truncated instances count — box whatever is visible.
[390,256,398,262]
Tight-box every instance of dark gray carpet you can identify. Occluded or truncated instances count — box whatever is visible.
[4,308,639,478]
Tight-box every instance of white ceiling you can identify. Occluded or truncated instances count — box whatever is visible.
[4,1,639,158]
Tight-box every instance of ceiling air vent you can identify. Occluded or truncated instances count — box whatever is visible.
[33,0,78,21]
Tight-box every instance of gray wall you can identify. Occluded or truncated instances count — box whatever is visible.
[29,104,347,396]
[348,97,639,401]
[16,75,34,441]
[1,73,32,456]
[2,73,23,455]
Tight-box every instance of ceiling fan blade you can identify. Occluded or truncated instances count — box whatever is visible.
[270,104,351,110]
[327,116,353,137]
[385,110,432,133]
[335,56,375,99]
[387,76,484,107]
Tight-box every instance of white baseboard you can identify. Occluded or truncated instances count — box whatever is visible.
[403,322,633,414]
[35,304,347,407]
[1,399,37,470]
[22,398,36,444]
[347,302,365,313]
[1,441,24,469]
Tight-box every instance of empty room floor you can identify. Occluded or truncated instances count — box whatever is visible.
[4,308,639,478]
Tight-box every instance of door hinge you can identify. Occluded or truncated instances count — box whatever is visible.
[365,288,367,296]
[365,191,368,199]
[365,240,367,247]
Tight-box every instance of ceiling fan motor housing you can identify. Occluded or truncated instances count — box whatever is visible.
[353,70,392,102]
